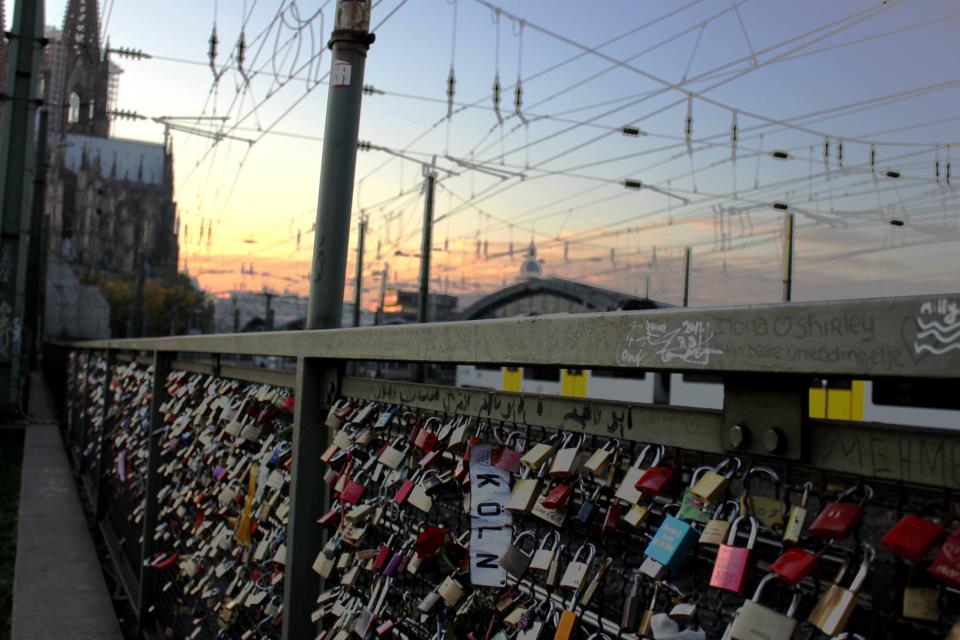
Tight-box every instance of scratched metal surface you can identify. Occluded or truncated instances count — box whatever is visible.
[76,293,960,379]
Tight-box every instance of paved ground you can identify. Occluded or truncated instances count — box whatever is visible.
[10,375,122,640]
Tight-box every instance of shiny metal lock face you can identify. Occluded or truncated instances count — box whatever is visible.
[499,531,536,578]
[438,576,465,606]
[549,434,583,478]
[709,515,758,593]
[559,543,595,589]
[730,575,800,640]
[691,457,740,503]
[583,439,619,477]
[529,531,560,572]
[808,544,873,635]
[616,445,663,505]
[507,476,543,514]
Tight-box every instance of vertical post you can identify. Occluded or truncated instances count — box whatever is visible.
[96,349,116,522]
[352,216,366,327]
[644,273,650,299]
[0,0,44,415]
[377,262,388,326]
[285,2,372,639]
[416,171,435,383]
[137,349,172,632]
[305,0,373,329]
[417,170,436,326]
[265,291,275,331]
[782,212,794,302]
[682,246,692,307]
[24,108,47,370]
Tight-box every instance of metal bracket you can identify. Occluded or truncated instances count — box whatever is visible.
[723,375,806,460]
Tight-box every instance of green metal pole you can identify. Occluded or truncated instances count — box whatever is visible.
[352,215,366,327]
[285,2,372,638]
[137,350,172,634]
[24,108,46,370]
[0,0,44,415]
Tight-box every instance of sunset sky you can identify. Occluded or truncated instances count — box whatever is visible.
[41,0,960,310]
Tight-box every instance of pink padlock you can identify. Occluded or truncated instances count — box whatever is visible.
[709,515,758,593]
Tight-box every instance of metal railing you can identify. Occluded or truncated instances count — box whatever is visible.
[59,293,960,639]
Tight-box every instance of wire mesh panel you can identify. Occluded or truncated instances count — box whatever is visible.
[144,369,293,639]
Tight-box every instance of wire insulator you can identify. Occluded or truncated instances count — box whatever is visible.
[837,139,844,171]
[730,111,738,161]
[446,67,456,119]
[514,82,528,125]
[492,74,503,124]
[623,179,643,190]
[684,94,693,153]
[870,145,876,173]
[771,151,790,160]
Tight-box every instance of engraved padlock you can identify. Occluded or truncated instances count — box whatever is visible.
[740,466,785,530]
[559,542,596,590]
[507,464,544,514]
[438,575,465,606]
[678,466,713,524]
[700,500,739,547]
[709,515,758,593]
[644,504,700,574]
[520,431,561,470]
[729,574,800,640]
[499,530,537,578]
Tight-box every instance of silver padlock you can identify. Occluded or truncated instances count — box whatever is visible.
[729,574,801,640]
[529,530,560,572]
[559,542,596,590]
[499,530,537,579]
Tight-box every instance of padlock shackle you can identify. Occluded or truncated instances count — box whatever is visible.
[689,465,712,487]
[600,438,621,453]
[849,543,875,592]
[743,465,781,497]
[422,416,442,432]
[632,444,664,470]
[725,515,759,548]
[537,529,561,552]
[512,530,537,552]
[714,456,743,479]
[571,542,597,565]
[713,499,740,521]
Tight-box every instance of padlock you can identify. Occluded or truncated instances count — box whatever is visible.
[519,431,560,470]
[621,571,643,630]
[623,499,652,529]
[637,581,660,637]
[616,444,663,505]
[575,483,601,523]
[808,543,874,635]
[700,500,739,546]
[312,549,336,579]
[381,541,411,578]
[530,485,567,528]
[583,438,620,477]
[729,574,800,640]
[352,577,390,637]
[930,525,960,587]
[325,399,347,429]
[447,414,472,449]
[499,530,537,578]
[602,501,622,534]
[808,484,873,540]
[710,515,758,593]
[549,433,584,478]
[559,542,596,590]
[690,457,741,504]
[770,544,826,585]
[417,590,442,613]
[406,471,437,513]
[644,506,700,573]
[340,557,361,587]
[529,530,560,572]
[373,403,397,429]
[494,429,525,473]
[542,482,574,510]
[635,462,677,497]
[393,469,420,505]
[373,535,395,572]
[438,575,465,606]
[739,466,785,530]
[881,513,945,562]
[902,563,940,622]
[507,465,544,514]
[339,471,367,505]
[782,481,812,544]
[678,467,712,523]
[413,416,441,452]
[378,436,409,470]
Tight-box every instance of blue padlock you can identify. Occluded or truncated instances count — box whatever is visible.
[643,512,699,572]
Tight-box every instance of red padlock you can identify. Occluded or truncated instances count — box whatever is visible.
[340,479,366,505]
[413,417,440,452]
[315,506,340,528]
[636,465,677,496]
[808,485,873,540]
[602,502,623,534]
[930,527,960,588]
[709,515,757,593]
[770,546,824,585]
[393,471,420,504]
[881,515,944,562]
[373,535,395,571]
[541,483,573,510]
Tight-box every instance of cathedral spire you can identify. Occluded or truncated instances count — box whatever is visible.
[62,0,101,64]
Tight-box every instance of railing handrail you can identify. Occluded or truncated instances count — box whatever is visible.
[72,293,960,379]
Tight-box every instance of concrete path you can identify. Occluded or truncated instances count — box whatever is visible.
[11,375,123,640]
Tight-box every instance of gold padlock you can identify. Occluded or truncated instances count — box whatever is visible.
[783,482,812,544]
[615,444,663,505]
[438,575,465,606]
[690,457,741,503]
[740,465,785,530]
[559,543,596,590]
[506,466,544,514]
[549,433,585,479]
[700,500,739,546]
[808,544,873,635]
[902,563,940,622]
[529,530,560,572]
[583,438,620,477]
